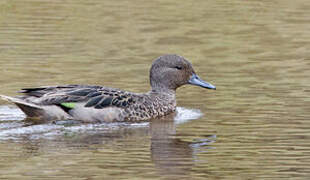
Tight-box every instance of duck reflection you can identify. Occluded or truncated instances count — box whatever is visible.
[1,109,215,178]
[150,113,194,176]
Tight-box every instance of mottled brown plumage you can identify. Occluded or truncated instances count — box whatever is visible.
[0,54,216,122]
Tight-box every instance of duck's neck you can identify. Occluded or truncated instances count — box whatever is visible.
[150,87,176,97]
[148,87,177,115]
[149,87,176,105]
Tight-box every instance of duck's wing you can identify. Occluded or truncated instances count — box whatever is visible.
[20,84,137,109]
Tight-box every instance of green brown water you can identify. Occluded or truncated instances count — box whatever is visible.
[0,0,310,179]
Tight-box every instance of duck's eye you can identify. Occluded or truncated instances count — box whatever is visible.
[174,66,182,70]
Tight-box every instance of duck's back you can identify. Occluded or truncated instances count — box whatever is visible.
[16,85,176,122]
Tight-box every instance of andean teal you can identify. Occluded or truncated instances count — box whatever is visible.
[0,54,216,122]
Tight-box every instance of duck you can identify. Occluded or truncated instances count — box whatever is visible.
[0,54,215,123]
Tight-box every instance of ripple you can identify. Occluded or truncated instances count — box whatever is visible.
[0,105,203,140]
[0,105,25,121]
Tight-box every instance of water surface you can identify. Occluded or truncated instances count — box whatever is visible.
[0,0,310,179]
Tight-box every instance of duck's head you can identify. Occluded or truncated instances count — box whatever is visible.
[150,54,216,92]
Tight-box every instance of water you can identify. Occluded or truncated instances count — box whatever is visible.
[0,106,202,140]
[0,0,310,179]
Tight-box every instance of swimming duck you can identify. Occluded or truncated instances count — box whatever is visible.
[0,54,215,122]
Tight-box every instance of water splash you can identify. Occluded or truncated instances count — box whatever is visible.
[174,107,203,124]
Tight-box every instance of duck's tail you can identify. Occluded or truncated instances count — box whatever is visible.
[0,95,44,117]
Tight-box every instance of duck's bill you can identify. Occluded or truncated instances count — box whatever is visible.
[188,74,216,90]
